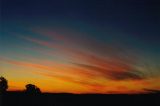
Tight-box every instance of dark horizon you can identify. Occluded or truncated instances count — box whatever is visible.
[1,90,160,106]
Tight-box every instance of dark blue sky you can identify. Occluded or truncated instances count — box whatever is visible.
[1,0,160,37]
[1,0,160,51]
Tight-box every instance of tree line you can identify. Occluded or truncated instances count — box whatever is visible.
[0,76,41,94]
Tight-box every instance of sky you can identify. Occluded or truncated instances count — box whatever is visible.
[0,0,160,94]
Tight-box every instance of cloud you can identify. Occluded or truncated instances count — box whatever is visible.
[17,31,147,81]
[73,63,144,80]
[143,89,160,94]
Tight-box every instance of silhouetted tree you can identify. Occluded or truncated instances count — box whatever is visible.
[0,76,8,94]
[25,84,41,94]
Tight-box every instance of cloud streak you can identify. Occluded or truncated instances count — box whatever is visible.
[17,30,150,81]
[73,63,144,80]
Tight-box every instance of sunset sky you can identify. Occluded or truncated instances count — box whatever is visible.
[0,0,160,94]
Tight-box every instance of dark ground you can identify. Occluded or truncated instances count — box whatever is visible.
[1,91,160,106]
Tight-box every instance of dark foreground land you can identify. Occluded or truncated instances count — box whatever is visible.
[0,92,160,106]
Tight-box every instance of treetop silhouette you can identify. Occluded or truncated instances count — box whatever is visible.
[25,84,41,94]
[0,76,8,94]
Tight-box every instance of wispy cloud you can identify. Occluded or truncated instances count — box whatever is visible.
[16,30,150,81]
[73,63,144,80]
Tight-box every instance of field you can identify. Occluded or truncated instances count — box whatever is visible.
[1,92,160,106]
